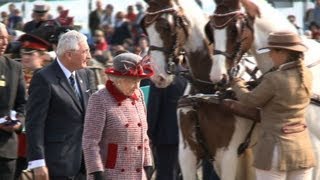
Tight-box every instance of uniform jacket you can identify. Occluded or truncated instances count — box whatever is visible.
[147,75,187,145]
[0,56,26,159]
[83,88,152,180]
[232,61,315,171]
[26,60,94,176]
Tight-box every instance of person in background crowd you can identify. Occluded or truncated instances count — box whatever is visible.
[93,29,108,52]
[15,33,51,180]
[26,30,95,180]
[309,22,320,42]
[136,35,149,57]
[125,5,137,23]
[8,3,16,19]
[134,2,145,36]
[227,31,315,180]
[89,0,104,36]
[23,2,50,33]
[311,0,320,27]
[0,22,26,180]
[101,4,114,28]
[8,9,23,31]
[101,23,114,45]
[147,57,187,180]
[55,9,74,27]
[287,15,302,35]
[111,11,132,46]
[83,53,153,180]
[1,11,9,28]
[56,5,64,18]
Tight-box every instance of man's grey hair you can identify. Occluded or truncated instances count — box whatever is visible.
[56,30,88,57]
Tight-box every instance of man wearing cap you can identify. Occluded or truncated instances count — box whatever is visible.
[19,34,51,90]
[0,22,26,179]
[227,31,315,179]
[23,2,50,33]
[26,30,94,180]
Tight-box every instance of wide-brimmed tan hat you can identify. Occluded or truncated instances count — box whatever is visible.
[259,31,307,52]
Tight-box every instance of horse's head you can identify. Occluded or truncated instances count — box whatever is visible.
[142,0,189,88]
[206,0,260,84]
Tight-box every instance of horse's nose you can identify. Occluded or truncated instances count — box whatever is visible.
[158,75,166,82]
[210,73,226,83]
[221,74,229,84]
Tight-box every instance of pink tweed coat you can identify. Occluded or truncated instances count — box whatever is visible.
[83,88,152,180]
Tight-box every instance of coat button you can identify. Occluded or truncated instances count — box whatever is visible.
[137,145,142,150]
[121,169,125,172]
[136,168,141,172]
[137,123,142,127]
[131,101,135,105]
[125,123,129,128]
[124,147,128,151]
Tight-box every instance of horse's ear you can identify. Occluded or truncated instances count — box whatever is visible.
[205,21,214,44]
[241,0,261,18]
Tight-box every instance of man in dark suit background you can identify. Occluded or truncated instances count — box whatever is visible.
[0,22,26,179]
[147,70,187,180]
[26,30,94,180]
[88,0,104,36]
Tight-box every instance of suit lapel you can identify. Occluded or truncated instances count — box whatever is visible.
[53,61,83,112]
[76,72,87,110]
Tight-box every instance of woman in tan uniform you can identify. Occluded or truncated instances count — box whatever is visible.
[230,31,315,180]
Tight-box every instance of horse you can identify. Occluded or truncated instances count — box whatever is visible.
[142,0,260,179]
[207,0,320,179]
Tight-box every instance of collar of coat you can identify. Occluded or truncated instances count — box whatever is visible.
[106,80,138,106]
[277,61,300,71]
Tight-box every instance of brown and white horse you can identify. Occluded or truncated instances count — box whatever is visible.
[208,0,320,179]
[142,0,259,179]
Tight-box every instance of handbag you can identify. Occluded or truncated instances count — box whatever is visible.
[19,170,35,180]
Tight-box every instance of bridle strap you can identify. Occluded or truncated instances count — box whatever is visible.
[213,10,243,17]
[145,7,175,16]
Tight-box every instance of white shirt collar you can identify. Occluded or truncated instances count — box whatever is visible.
[57,58,75,78]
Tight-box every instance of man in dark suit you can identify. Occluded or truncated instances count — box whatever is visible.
[26,30,94,180]
[88,0,104,36]
[0,22,26,180]
[23,2,50,33]
[147,71,187,180]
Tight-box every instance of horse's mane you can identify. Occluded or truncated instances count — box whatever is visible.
[177,0,209,51]
[246,0,297,50]
[177,0,208,27]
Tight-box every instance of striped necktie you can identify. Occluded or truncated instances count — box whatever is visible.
[69,74,81,101]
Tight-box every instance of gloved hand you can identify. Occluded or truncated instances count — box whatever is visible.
[91,171,104,180]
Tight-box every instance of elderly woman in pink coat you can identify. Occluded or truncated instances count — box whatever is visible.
[83,52,154,180]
